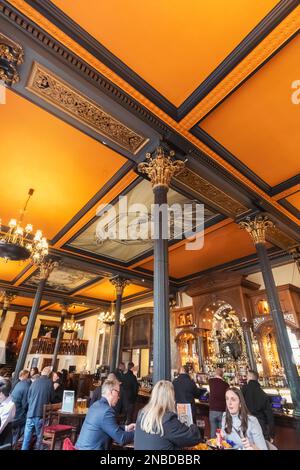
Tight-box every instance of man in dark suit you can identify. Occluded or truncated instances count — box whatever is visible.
[122,362,139,425]
[11,369,31,444]
[242,369,275,441]
[76,379,135,450]
[173,365,205,423]
[113,362,125,416]
[21,366,53,450]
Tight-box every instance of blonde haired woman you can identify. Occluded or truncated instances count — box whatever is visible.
[134,380,200,450]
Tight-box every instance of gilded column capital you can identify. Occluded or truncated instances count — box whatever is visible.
[110,276,130,296]
[38,259,58,280]
[0,33,24,85]
[289,245,300,261]
[1,291,16,309]
[138,146,186,190]
[239,215,274,245]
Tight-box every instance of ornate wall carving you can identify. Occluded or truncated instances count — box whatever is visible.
[26,62,148,154]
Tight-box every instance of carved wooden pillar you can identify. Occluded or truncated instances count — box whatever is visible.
[138,147,185,383]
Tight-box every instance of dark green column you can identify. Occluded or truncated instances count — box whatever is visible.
[240,216,300,418]
[153,184,171,383]
[51,306,67,369]
[242,322,257,373]
[109,278,129,371]
[138,146,185,384]
[12,260,56,386]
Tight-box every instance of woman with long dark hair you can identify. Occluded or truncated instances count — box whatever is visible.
[222,387,267,450]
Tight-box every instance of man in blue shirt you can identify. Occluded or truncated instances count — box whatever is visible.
[76,379,135,450]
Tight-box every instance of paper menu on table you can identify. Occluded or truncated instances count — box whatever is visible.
[177,403,193,427]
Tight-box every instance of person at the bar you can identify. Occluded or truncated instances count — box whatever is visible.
[75,379,135,450]
[122,362,139,424]
[134,380,201,450]
[173,365,205,423]
[221,387,267,450]
[11,369,31,444]
[0,379,16,435]
[209,367,229,437]
[241,370,275,441]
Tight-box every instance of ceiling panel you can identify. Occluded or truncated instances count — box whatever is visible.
[80,278,148,301]
[286,191,300,211]
[68,178,216,264]
[23,264,101,293]
[52,0,278,106]
[140,222,260,278]
[11,296,48,308]
[0,90,126,241]
[0,260,30,282]
[200,35,300,186]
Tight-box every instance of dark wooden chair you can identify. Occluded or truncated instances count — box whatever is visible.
[42,403,75,450]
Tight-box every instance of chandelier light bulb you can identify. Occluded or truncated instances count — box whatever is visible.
[0,189,49,264]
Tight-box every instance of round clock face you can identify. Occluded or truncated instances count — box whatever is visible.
[20,316,28,326]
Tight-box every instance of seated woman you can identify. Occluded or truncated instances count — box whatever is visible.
[134,380,200,450]
[221,387,267,450]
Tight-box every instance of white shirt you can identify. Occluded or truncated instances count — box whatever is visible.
[0,396,16,434]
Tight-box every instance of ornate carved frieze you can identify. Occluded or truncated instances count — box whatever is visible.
[266,227,299,251]
[26,62,148,154]
[174,168,248,217]
[0,32,23,85]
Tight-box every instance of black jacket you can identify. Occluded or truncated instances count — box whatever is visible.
[11,379,31,422]
[51,382,64,404]
[134,411,201,450]
[26,375,53,418]
[113,369,125,384]
[241,380,275,438]
[122,370,139,404]
[172,373,203,421]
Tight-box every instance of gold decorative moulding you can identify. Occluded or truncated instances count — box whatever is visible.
[174,168,248,217]
[26,62,148,154]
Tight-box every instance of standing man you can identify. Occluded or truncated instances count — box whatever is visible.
[173,365,205,423]
[123,362,139,425]
[241,369,275,441]
[21,366,53,450]
[11,369,31,445]
[76,379,135,450]
[113,362,125,416]
[0,379,15,436]
[208,367,229,438]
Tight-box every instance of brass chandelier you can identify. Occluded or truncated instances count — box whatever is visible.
[98,302,125,325]
[0,188,48,264]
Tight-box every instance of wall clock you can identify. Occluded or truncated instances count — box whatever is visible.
[20,316,29,326]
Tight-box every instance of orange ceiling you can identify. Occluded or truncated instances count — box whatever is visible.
[140,222,259,278]
[52,0,278,106]
[0,260,30,282]
[0,90,126,240]
[286,191,300,211]
[48,303,89,313]
[79,278,148,301]
[12,296,47,307]
[200,35,300,187]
